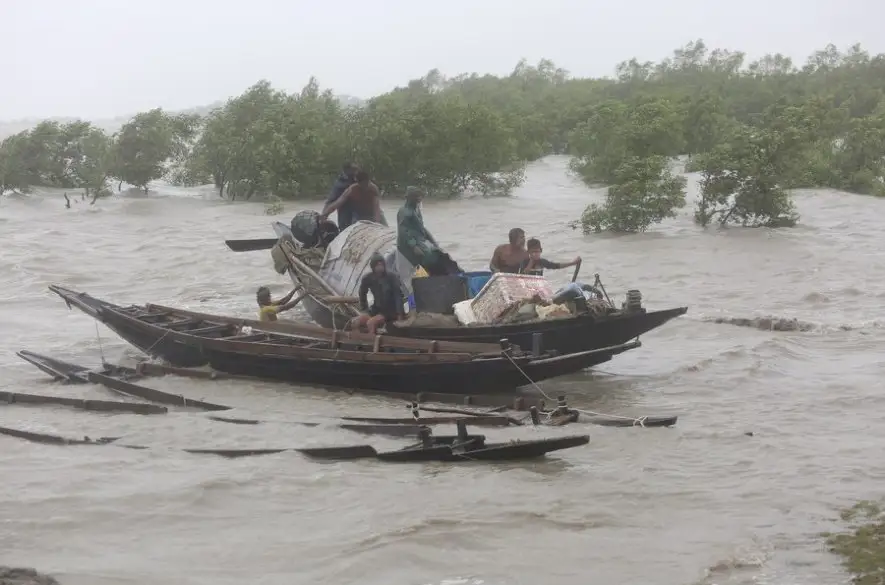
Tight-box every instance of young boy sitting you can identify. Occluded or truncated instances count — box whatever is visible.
[256,286,301,321]
[518,238,581,277]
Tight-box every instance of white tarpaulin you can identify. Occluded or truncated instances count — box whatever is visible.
[317,221,417,297]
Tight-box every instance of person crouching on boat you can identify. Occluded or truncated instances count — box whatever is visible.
[256,286,301,322]
[350,254,405,334]
[518,238,581,276]
[396,186,460,276]
[319,170,387,226]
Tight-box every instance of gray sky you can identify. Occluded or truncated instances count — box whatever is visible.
[2,0,883,120]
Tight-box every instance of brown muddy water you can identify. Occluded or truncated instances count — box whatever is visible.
[1,156,884,585]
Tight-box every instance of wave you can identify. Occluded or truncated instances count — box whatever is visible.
[700,314,885,333]
[705,315,822,332]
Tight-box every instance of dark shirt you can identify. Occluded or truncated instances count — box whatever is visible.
[325,173,356,229]
[518,257,562,276]
[359,271,404,319]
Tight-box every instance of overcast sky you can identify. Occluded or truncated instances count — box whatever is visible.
[2,0,883,120]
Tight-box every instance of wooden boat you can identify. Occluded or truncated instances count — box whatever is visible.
[47,286,640,395]
[268,220,688,355]
[298,422,589,462]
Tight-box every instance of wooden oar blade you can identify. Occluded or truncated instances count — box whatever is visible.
[295,445,378,460]
[225,239,279,252]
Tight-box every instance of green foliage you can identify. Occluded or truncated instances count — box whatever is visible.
[823,500,885,585]
[575,156,687,233]
[4,39,885,219]
[694,123,800,228]
[109,108,195,192]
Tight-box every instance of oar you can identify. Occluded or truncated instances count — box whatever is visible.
[225,238,279,252]
[571,258,583,283]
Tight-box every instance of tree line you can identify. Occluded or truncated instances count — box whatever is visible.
[2,40,884,232]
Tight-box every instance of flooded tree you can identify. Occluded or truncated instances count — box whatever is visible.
[575,156,686,233]
[3,40,885,212]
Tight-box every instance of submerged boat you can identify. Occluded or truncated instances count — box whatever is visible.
[48,285,639,395]
[268,219,687,356]
[297,422,590,462]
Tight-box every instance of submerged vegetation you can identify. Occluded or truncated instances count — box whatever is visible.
[824,500,885,584]
[2,40,885,231]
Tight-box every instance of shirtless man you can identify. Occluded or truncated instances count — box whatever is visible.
[319,170,385,226]
[489,228,528,273]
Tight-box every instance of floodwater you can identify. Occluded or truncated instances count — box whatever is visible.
[1,155,884,585]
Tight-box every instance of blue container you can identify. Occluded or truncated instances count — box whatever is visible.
[407,294,416,310]
[464,271,493,298]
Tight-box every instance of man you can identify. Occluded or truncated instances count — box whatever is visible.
[256,286,301,322]
[324,162,358,229]
[320,170,385,226]
[489,228,528,273]
[350,254,405,334]
[518,238,581,276]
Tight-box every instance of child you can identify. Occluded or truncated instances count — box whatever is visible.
[256,286,301,321]
[518,238,581,277]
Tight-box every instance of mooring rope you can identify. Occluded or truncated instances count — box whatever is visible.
[143,328,172,356]
[501,351,647,427]
[94,321,107,365]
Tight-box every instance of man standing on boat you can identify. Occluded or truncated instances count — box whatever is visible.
[320,170,387,227]
[324,162,358,230]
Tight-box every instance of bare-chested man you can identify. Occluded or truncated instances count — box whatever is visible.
[320,170,386,226]
[489,227,528,273]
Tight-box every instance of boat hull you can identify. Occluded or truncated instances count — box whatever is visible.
[48,285,637,395]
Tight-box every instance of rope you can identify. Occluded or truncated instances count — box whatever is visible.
[502,351,647,427]
[143,328,172,356]
[94,321,107,365]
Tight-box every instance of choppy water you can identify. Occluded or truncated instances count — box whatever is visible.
[2,156,884,585]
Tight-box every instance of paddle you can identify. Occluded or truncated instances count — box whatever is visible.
[224,238,279,252]
[571,258,583,283]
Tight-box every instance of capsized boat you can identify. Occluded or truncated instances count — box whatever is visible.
[48,285,640,395]
[268,219,687,356]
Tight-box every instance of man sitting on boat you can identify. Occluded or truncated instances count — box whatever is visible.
[320,170,387,227]
[324,162,358,230]
[489,228,528,273]
[256,286,301,321]
[518,238,581,276]
[396,186,461,276]
[350,254,405,334]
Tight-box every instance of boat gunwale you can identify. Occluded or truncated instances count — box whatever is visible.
[100,303,526,365]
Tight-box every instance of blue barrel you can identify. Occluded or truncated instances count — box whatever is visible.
[464,271,493,298]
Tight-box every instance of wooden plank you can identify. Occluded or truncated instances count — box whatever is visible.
[196,335,479,363]
[187,324,232,336]
[0,390,168,415]
[87,372,231,411]
[162,318,202,330]
[145,303,510,354]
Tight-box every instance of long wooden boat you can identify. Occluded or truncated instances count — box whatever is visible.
[0,423,588,462]
[269,221,688,355]
[47,285,640,395]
